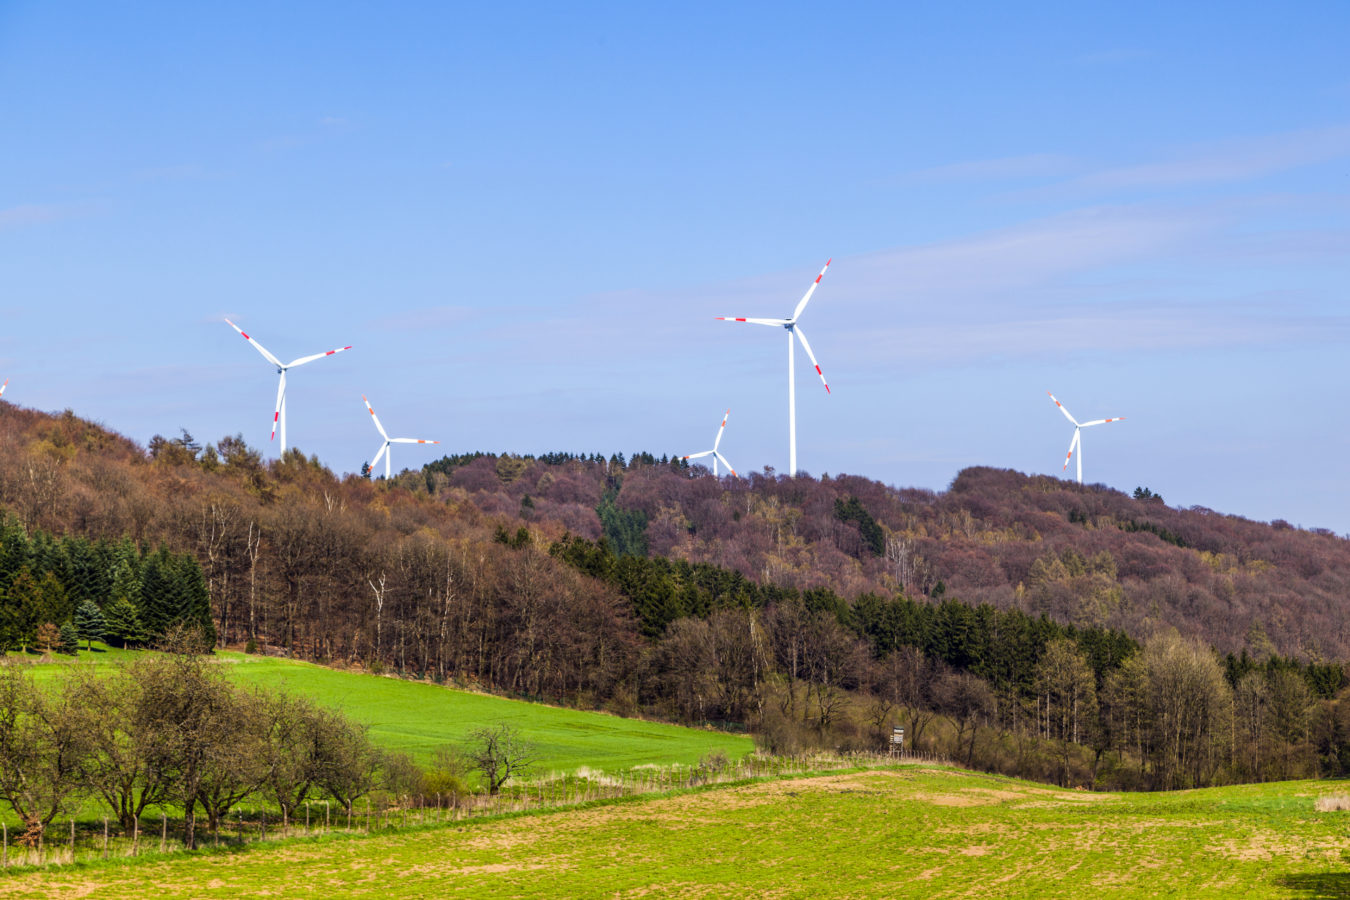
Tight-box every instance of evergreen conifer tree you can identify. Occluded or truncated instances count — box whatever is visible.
[0,567,43,651]
[58,622,79,655]
[74,598,106,650]
[101,596,145,648]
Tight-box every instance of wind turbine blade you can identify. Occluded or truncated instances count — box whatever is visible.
[683,450,714,460]
[714,451,738,478]
[790,258,832,322]
[712,409,730,451]
[288,345,353,368]
[361,395,390,440]
[1047,391,1079,426]
[793,327,830,394]
[1061,429,1080,472]
[0,379,8,397]
[371,442,389,472]
[390,438,440,444]
[226,319,284,368]
[271,371,286,442]
[1079,417,1125,428]
[714,317,789,326]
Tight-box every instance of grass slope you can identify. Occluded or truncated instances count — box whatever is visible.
[20,647,751,772]
[5,766,1349,898]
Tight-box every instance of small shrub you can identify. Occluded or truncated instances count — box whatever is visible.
[698,749,730,775]
[244,638,258,654]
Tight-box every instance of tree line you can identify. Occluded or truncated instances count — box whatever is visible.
[0,515,212,653]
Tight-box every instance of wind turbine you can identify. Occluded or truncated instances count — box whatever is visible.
[682,409,738,478]
[362,395,440,479]
[1047,391,1125,484]
[225,319,351,455]
[716,259,832,476]
[0,380,8,399]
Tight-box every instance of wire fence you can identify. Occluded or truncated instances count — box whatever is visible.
[0,750,938,871]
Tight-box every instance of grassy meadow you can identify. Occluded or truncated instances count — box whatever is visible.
[3,765,1349,898]
[17,646,753,772]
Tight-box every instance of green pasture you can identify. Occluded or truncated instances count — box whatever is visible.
[16,646,752,772]
[4,765,1349,898]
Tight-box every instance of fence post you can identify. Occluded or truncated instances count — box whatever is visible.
[103,818,109,859]
[2,821,7,868]
[160,814,167,853]
[69,819,75,862]
[325,801,330,833]
[132,815,139,856]
[305,802,310,833]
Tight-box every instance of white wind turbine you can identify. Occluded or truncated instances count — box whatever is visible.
[1047,391,1125,484]
[225,319,352,455]
[682,409,738,478]
[716,259,832,476]
[362,395,440,479]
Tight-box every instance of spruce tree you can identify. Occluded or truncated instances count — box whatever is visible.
[58,622,80,655]
[1,567,43,651]
[74,598,106,650]
[101,596,145,648]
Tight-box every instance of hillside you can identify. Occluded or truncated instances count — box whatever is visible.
[5,765,1347,898]
[25,650,751,773]
[4,403,1350,790]
[430,454,1350,661]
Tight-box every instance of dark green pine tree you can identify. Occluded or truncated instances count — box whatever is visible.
[74,598,106,650]
[174,553,216,645]
[101,596,146,648]
[0,515,32,593]
[58,622,80,655]
[0,566,44,651]
[136,546,177,639]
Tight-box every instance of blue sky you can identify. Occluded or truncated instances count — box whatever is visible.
[2,2,1348,530]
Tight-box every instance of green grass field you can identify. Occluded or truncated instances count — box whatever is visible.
[16,647,752,772]
[3,765,1348,898]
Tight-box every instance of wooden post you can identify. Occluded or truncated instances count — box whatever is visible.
[2,821,7,868]
[132,815,139,856]
[103,818,109,859]
[160,814,167,853]
[305,802,310,832]
[70,819,75,862]
[325,801,330,833]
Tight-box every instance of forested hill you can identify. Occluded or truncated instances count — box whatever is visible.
[0,404,1346,667]
[424,451,1349,662]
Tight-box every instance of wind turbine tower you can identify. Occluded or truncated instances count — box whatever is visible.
[362,395,440,479]
[716,259,832,476]
[1047,391,1125,484]
[682,409,738,478]
[225,319,352,455]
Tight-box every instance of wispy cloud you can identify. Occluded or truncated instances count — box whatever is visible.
[1073,48,1152,66]
[368,305,478,331]
[0,204,76,229]
[1064,124,1350,192]
[905,153,1079,183]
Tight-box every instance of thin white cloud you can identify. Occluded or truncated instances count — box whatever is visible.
[368,305,479,331]
[0,204,72,229]
[906,153,1078,183]
[1073,48,1152,65]
[1067,124,1350,192]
